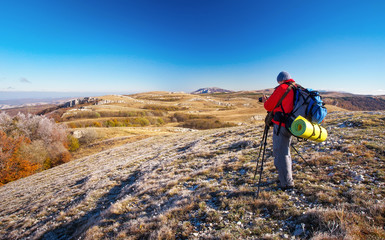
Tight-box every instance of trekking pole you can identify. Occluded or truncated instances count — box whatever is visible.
[291,143,316,173]
[253,124,269,180]
[254,125,270,199]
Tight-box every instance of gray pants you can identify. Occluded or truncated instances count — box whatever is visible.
[273,124,294,187]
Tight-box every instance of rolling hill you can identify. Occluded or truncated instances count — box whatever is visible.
[0,111,384,239]
[0,90,377,162]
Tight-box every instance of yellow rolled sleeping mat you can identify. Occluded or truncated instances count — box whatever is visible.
[289,116,327,142]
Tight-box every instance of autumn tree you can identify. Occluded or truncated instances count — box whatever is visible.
[0,131,41,185]
[0,112,72,184]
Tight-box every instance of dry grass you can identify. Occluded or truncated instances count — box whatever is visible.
[63,92,265,127]
[71,135,150,159]
[62,92,266,159]
[69,127,181,159]
[0,111,384,239]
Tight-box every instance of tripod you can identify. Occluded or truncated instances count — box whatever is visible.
[291,142,316,173]
[253,125,316,199]
[253,124,270,199]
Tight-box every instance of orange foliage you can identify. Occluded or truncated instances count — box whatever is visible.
[93,121,102,127]
[0,131,41,185]
[51,151,72,167]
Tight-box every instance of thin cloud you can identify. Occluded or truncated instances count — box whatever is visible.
[20,77,31,83]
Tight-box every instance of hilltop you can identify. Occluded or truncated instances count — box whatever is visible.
[322,95,385,111]
[191,87,234,94]
[0,111,384,239]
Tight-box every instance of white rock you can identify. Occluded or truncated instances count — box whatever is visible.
[354,175,364,182]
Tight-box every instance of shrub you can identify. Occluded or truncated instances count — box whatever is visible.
[19,140,49,167]
[0,112,72,184]
[98,111,145,118]
[93,121,102,127]
[157,118,165,125]
[0,131,40,185]
[68,135,80,152]
[172,113,215,122]
[62,111,101,121]
[106,119,116,127]
[145,110,167,117]
[51,150,72,166]
[143,104,187,111]
[46,109,66,122]
[133,117,150,126]
[66,117,163,128]
[0,112,67,143]
[78,129,99,145]
[169,112,235,129]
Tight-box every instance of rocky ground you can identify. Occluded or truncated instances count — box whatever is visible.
[0,111,384,239]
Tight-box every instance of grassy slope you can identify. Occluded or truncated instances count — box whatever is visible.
[58,92,266,159]
[0,111,384,239]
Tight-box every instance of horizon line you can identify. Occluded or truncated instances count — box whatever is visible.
[0,89,384,100]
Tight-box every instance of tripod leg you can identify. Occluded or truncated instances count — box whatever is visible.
[253,125,269,180]
[291,143,316,173]
[256,126,269,199]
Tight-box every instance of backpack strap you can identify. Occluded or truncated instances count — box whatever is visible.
[276,118,283,136]
[307,100,317,119]
[316,125,323,140]
[291,84,305,115]
[276,104,286,136]
[275,82,295,113]
[265,82,295,127]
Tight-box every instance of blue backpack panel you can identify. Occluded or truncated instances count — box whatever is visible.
[291,86,327,124]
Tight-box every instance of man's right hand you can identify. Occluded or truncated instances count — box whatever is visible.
[262,95,268,103]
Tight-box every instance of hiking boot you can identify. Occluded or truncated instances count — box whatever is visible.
[281,185,294,191]
[274,185,294,191]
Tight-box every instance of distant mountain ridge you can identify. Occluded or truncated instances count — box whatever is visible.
[1,89,384,113]
[191,87,233,94]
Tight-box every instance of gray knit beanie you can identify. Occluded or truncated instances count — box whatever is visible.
[277,71,291,83]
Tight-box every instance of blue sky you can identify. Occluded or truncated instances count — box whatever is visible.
[0,0,384,95]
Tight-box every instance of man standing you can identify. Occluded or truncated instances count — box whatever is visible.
[261,71,295,190]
